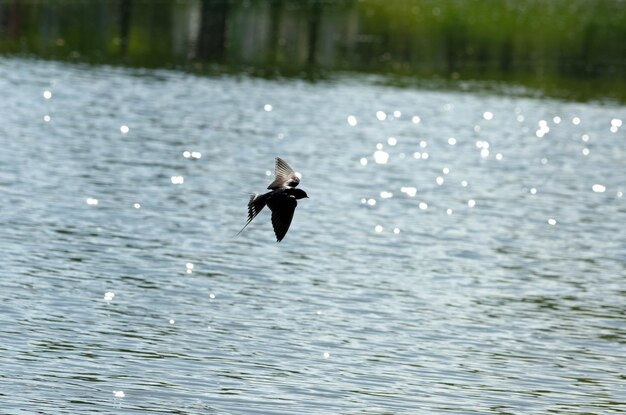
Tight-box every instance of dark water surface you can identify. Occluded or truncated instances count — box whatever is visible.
[1,57,625,413]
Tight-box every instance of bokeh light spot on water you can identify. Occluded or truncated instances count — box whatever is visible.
[169,319,175,324]
[467,199,476,208]
[413,152,422,159]
[171,176,184,184]
[393,110,401,118]
[572,116,581,125]
[376,110,387,121]
[592,184,606,193]
[611,118,622,127]
[264,104,273,112]
[86,197,98,205]
[411,115,421,124]
[446,208,453,215]
[374,225,383,233]
[419,202,428,210]
[191,151,201,159]
[400,187,417,197]
[436,176,444,185]
[133,203,141,209]
[582,134,590,142]
[495,153,503,160]
[120,125,129,134]
[448,137,457,145]
[553,116,562,124]
[481,148,490,158]
[113,391,125,398]
[530,188,537,194]
[43,115,51,122]
[380,191,393,199]
[347,115,357,126]
[183,151,191,158]
[359,158,368,166]
[483,111,494,120]
[442,167,450,174]
[43,90,52,99]
[374,150,389,164]
[209,293,216,299]
[323,352,330,359]
[517,114,525,122]
[103,292,115,301]
[582,148,590,156]
[618,191,624,198]
[419,140,428,148]
[422,152,429,159]
[541,158,548,165]
[548,218,557,225]
[393,227,400,234]
[376,143,383,150]
[387,137,397,146]
[461,180,469,187]
[367,198,376,206]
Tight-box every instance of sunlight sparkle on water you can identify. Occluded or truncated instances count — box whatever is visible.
[86,198,98,205]
[43,90,52,99]
[401,187,417,197]
[264,104,273,112]
[517,115,525,122]
[422,152,429,159]
[413,152,422,159]
[572,117,581,125]
[374,225,383,233]
[183,151,191,158]
[113,391,125,398]
[553,116,561,124]
[360,158,368,166]
[468,199,476,207]
[43,115,51,122]
[120,125,129,134]
[393,110,401,118]
[592,184,606,193]
[209,293,216,299]
[582,148,590,156]
[376,111,387,121]
[483,111,493,120]
[530,188,537,194]
[104,292,115,301]
[393,228,400,234]
[380,191,393,199]
[548,218,557,225]
[323,352,331,359]
[367,198,376,206]
[481,148,490,158]
[191,151,201,159]
[374,150,389,164]
[169,319,175,324]
[133,203,141,209]
[442,167,450,174]
[495,153,503,160]
[347,115,357,126]
[448,137,456,145]
[420,140,427,148]
[419,202,428,210]
[436,176,444,185]
[171,176,184,184]
[446,208,453,215]
[461,181,468,187]
[387,137,397,146]
[412,115,421,124]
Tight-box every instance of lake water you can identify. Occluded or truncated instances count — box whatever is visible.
[1,57,625,413]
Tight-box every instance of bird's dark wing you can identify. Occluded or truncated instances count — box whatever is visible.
[267,157,300,189]
[267,192,297,242]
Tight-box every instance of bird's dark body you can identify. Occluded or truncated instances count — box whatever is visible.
[237,158,308,242]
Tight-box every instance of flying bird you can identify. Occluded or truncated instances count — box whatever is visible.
[237,157,308,242]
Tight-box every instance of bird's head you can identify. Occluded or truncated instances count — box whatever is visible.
[291,189,309,200]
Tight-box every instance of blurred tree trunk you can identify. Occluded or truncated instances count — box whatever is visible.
[119,0,132,56]
[197,0,229,61]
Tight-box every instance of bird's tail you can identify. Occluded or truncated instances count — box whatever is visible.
[236,193,267,237]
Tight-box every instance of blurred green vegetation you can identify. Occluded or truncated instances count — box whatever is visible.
[1,0,625,102]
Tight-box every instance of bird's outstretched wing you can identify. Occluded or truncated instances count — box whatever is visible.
[267,192,297,242]
[267,157,300,189]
